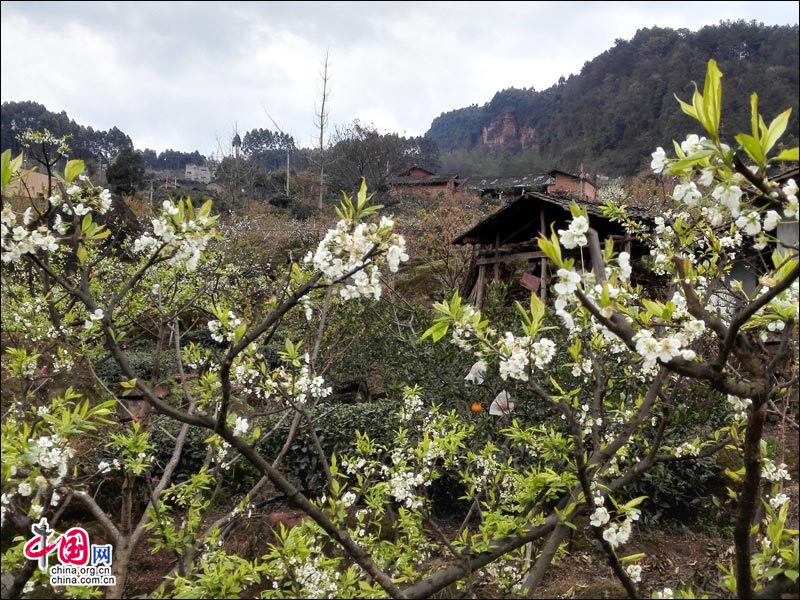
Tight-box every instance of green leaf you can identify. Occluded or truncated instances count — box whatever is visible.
[764,108,792,156]
[750,93,759,138]
[773,147,799,162]
[1,149,11,189]
[530,292,545,330]
[64,159,85,183]
[357,177,368,209]
[692,86,710,134]
[620,553,646,564]
[422,321,449,342]
[666,149,715,174]
[198,198,213,219]
[76,244,88,266]
[537,231,563,268]
[91,228,111,240]
[120,378,138,390]
[674,93,698,121]
[672,139,686,159]
[622,496,648,510]
[702,59,723,139]
[642,299,663,318]
[735,133,765,166]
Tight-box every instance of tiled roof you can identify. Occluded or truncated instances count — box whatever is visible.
[390,175,457,186]
[458,174,553,192]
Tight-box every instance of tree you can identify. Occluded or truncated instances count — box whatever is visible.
[106,147,144,196]
[327,121,430,195]
[1,60,798,600]
[313,51,332,209]
[214,126,263,205]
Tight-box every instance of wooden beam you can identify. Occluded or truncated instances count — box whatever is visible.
[476,251,546,266]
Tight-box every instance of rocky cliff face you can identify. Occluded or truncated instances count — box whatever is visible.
[425,23,799,176]
[480,110,538,149]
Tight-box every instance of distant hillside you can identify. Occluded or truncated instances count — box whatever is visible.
[1,100,134,169]
[0,101,207,171]
[426,21,799,176]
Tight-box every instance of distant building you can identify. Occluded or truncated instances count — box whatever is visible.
[388,166,459,199]
[4,171,57,199]
[459,169,597,203]
[185,164,215,184]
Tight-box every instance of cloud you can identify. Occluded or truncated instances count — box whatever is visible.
[2,1,797,155]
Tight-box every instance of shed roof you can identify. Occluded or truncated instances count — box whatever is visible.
[453,191,651,245]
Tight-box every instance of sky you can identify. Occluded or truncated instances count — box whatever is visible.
[1,1,798,156]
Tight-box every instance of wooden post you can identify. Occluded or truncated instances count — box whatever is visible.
[540,258,548,302]
[539,208,548,301]
[493,233,501,281]
[476,264,487,309]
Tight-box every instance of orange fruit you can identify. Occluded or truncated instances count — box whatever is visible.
[471,402,483,414]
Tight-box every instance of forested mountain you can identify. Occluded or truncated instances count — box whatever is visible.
[1,100,134,168]
[426,21,799,176]
[0,101,208,172]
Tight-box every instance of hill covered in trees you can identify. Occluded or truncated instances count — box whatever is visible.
[0,101,208,173]
[426,21,799,176]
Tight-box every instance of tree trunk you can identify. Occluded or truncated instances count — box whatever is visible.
[734,399,767,599]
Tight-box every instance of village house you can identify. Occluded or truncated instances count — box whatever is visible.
[184,163,215,184]
[387,166,459,199]
[4,171,57,199]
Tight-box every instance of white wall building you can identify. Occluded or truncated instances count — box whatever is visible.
[185,164,214,183]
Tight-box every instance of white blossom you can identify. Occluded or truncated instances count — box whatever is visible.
[673,181,701,207]
[232,416,250,437]
[769,493,789,508]
[680,134,706,155]
[590,506,610,527]
[712,184,743,217]
[698,167,715,187]
[558,215,589,249]
[625,564,642,583]
[618,252,632,280]
[735,211,761,236]
[650,147,667,173]
[554,268,582,296]
[762,210,781,232]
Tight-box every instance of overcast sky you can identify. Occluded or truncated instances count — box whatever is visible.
[1,1,798,156]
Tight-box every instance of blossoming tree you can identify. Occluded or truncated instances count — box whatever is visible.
[1,60,798,599]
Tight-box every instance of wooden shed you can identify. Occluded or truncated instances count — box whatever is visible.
[453,191,649,307]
